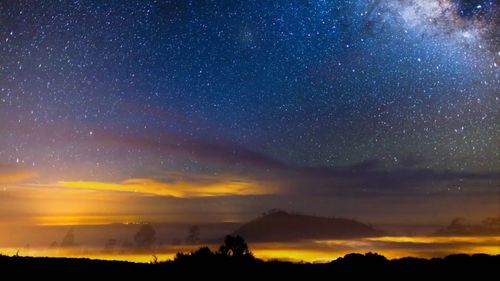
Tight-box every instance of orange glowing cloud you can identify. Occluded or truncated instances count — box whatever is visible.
[0,165,37,184]
[59,177,274,198]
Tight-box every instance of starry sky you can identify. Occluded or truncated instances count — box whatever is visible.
[0,0,498,226]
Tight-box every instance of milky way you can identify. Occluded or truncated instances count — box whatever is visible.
[0,1,498,223]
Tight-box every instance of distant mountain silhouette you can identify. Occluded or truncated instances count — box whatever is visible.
[435,217,500,236]
[233,210,383,242]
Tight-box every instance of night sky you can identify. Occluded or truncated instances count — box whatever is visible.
[0,0,498,225]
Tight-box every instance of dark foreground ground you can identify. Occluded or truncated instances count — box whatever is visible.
[1,252,499,279]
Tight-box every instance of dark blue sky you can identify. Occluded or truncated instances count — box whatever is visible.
[0,0,498,224]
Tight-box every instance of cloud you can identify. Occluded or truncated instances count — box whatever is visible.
[0,164,37,184]
[95,131,286,170]
[92,130,498,196]
[281,162,499,195]
[59,176,277,198]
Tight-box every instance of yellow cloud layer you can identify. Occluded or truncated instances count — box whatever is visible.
[59,177,271,198]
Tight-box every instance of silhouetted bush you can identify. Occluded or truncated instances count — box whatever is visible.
[0,240,498,279]
[218,235,251,257]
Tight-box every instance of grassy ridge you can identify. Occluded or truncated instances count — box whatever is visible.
[1,252,498,279]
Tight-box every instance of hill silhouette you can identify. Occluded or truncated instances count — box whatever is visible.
[1,235,498,278]
[233,210,383,242]
[1,251,498,279]
[435,217,500,236]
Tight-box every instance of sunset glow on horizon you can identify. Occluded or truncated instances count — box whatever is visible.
[1,235,499,263]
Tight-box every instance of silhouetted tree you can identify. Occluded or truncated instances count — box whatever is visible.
[194,246,213,256]
[186,225,200,244]
[218,235,250,257]
[49,241,58,249]
[60,229,78,247]
[262,208,284,216]
[134,224,156,248]
[173,246,215,263]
